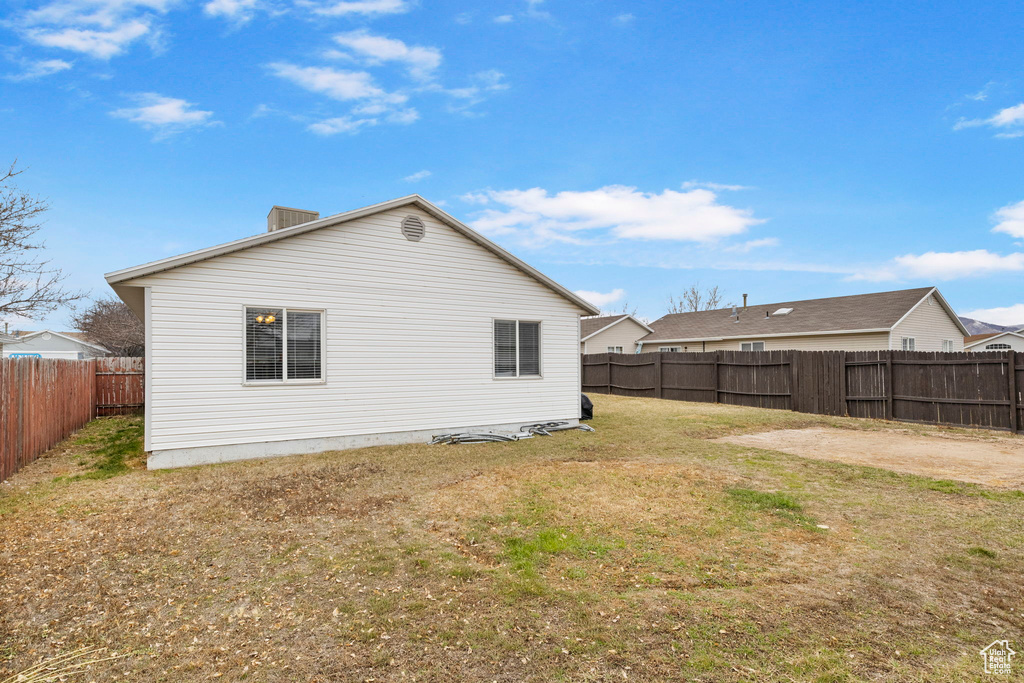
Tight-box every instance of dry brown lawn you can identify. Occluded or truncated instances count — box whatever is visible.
[1,396,1022,681]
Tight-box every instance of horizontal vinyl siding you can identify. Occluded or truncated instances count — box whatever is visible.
[890,294,964,351]
[652,332,891,352]
[581,319,648,354]
[127,207,583,451]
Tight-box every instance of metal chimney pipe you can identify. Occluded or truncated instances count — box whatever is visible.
[742,293,748,309]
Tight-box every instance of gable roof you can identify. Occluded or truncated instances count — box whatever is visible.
[640,287,967,343]
[5,329,109,353]
[105,195,599,315]
[580,314,653,340]
[964,330,1024,349]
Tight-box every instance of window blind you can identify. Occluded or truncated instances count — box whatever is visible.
[287,311,322,380]
[494,320,517,377]
[518,321,540,375]
[246,308,283,381]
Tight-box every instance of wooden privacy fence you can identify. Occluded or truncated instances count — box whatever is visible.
[583,350,1023,433]
[0,357,144,482]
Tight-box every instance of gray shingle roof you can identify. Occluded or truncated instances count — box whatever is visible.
[641,287,940,342]
[581,315,628,339]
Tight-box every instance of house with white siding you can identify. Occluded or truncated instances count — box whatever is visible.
[1,330,109,359]
[106,195,599,469]
[964,331,1024,352]
[580,315,652,354]
[638,288,967,353]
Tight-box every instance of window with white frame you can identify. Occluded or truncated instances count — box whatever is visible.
[986,343,1011,350]
[942,339,955,352]
[741,341,765,351]
[659,346,681,352]
[245,307,323,383]
[494,320,541,377]
[607,346,623,353]
[901,337,916,351]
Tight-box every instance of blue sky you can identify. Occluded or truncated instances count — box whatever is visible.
[4,0,1024,328]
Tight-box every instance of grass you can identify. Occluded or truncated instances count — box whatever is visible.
[1,396,1022,681]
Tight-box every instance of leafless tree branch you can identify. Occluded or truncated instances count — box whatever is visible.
[71,296,144,356]
[0,161,84,320]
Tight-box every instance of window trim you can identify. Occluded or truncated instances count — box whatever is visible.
[658,346,681,352]
[740,341,766,352]
[607,346,623,354]
[492,318,543,379]
[242,305,326,386]
[986,343,1012,350]
[901,336,916,351]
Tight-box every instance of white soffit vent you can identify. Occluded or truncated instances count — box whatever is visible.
[773,307,794,316]
[401,215,425,241]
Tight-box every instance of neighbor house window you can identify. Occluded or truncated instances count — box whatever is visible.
[741,341,765,351]
[901,337,916,351]
[245,307,324,383]
[986,343,1011,350]
[494,320,541,377]
[659,346,681,352]
[607,346,623,353]
[942,339,955,352]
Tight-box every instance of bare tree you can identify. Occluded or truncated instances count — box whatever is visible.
[667,284,724,313]
[1,161,83,320]
[72,296,144,356]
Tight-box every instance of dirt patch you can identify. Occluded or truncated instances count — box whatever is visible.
[228,461,389,519]
[719,427,1024,488]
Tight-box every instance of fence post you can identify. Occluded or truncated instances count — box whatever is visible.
[654,353,663,399]
[1008,350,1018,433]
[885,351,894,421]
[789,351,799,412]
[607,355,612,395]
[712,350,720,403]
[838,351,847,417]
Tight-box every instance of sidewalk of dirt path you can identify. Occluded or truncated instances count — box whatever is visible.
[718,427,1024,488]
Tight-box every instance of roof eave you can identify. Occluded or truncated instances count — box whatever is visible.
[639,327,892,344]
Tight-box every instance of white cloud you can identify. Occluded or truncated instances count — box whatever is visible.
[307,116,377,135]
[854,249,1024,282]
[955,102,1024,136]
[493,14,514,23]
[331,30,441,81]
[203,0,260,22]
[111,92,216,137]
[5,58,73,81]
[993,200,1024,239]
[268,62,400,102]
[613,13,634,24]
[16,0,173,59]
[403,169,431,182]
[960,304,1024,327]
[302,0,409,17]
[723,237,779,253]
[464,185,765,245]
[574,288,625,307]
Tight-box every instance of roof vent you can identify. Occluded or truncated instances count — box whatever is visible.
[773,307,794,316]
[267,206,319,232]
[401,215,425,242]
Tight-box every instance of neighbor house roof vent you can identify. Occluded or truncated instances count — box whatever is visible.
[267,206,319,232]
[773,307,794,316]
[401,215,425,241]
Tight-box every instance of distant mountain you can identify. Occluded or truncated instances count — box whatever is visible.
[958,317,1024,335]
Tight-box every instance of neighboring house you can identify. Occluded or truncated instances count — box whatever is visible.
[1,330,109,359]
[106,195,599,469]
[580,314,653,354]
[638,287,967,353]
[964,331,1024,352]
